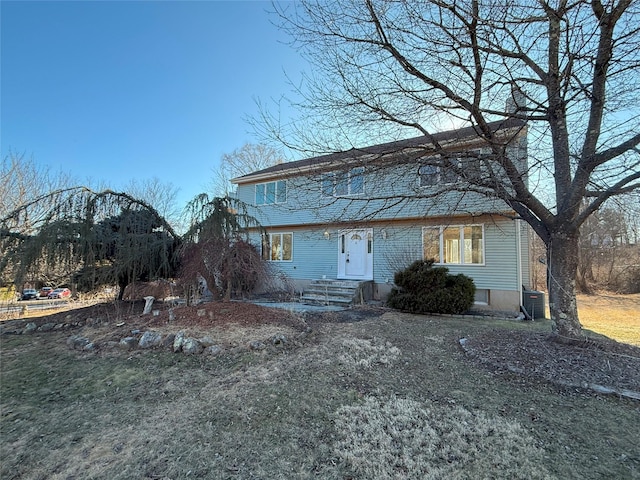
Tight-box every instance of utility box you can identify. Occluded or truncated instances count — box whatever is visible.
[523,290,546,319]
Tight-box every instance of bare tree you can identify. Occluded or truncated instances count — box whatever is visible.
[264,0,640,338]
[1,151,73,234]
[124,177,182,231]
[210,144,284,197]
[578,194,640,292]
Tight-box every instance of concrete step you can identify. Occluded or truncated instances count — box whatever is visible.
[304,286,359,296]
[299,293,354,305]
[300,279,371,306]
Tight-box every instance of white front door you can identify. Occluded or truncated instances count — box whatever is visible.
[338,228,373,280]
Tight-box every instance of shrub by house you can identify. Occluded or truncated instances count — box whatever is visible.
[387,260,475,315]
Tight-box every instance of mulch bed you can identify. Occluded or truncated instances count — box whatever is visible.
[460,330,640,400]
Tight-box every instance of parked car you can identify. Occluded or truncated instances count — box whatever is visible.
[20,289,39,300]
[39,287,53,298]
[47,288,71,299]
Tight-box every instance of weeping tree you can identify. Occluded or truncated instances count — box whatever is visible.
[266,0,640,339]
[180,195,268,302]
[0,186,181,299]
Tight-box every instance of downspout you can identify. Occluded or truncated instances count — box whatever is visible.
[515,218,523,309]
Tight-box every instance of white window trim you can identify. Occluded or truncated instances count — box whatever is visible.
[262,232,294,262]
[422,224,485,266]
[255,180,287,205]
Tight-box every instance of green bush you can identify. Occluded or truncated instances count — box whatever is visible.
[387,259,476,314]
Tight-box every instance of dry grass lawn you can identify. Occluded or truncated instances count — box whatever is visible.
[1,294,638,479]
[578,293,640,346]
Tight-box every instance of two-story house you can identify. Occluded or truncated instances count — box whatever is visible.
[232,118,533,313]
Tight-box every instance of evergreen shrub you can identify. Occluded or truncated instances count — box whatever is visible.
[387,259,476,314]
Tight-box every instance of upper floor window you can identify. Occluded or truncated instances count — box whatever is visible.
[255,180,287,205]
[418,152,485,187]
[422,225,484,265]
[322,167,364,196]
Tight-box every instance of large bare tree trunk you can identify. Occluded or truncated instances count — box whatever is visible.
[547,231,583,339]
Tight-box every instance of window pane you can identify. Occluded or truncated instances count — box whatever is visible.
[335,172,348,195]
[462,157,483,182]
[443,227,460,263]
[271,234,282,261]
[322,173,334,196]
[256,184,265,205]
[441,159,459,184]
[261,235,270,261]
[350,167,364,194]
[282,233,292,261]
[463,225,483,264]
[419,165,438,187]
[276,181,287,203]
[422,227,441,263]
[266,182,276,204]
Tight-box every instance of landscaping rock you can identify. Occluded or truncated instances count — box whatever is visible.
[203,345,223,356]
[249,341,266,351]
[138,331,163,349]
[198,336,216,347]
[24,322,37,334]
[182,337,203,355]
[38,322,55,332]
[119,337,137,350]
[67,335,91,350]
[173,331,186,353]
[0,321,25,335]
[271,334,288,345]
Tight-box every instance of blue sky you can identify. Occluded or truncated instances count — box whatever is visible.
[1,0,304,208]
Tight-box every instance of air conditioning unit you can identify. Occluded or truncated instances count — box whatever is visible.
[522,290,546,319]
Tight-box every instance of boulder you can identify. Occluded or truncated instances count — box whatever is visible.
[249,341,267,351]
[198,336,216,347]
[203,345,223,356]
[138,331,163,349]
[182,337,203,355]
[173,331,186,353]
[24,323,37,334]
[67,335,91,350]
[119,337,137,350]
[271,334,288,345]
